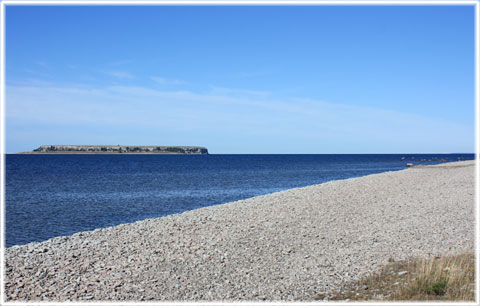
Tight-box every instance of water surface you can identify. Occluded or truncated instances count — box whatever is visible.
[6,153,473,247]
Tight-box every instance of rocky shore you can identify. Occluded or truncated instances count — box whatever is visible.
[4,161,475,301]
[26,145,208,154]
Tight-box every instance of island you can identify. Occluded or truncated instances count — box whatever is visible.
[27,145,209,154]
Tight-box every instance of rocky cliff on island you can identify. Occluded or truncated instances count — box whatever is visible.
[31,145,208,154]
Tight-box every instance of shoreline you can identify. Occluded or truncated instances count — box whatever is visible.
[6,160,468,248]
[4,160,475,301]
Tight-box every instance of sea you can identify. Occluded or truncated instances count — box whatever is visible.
[5,153,474,247]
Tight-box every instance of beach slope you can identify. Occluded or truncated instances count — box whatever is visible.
[4,161,475,301]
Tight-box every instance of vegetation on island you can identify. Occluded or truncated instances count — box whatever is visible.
[31,145,207,154]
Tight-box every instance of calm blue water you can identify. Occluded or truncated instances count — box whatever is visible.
[5,154,474,247]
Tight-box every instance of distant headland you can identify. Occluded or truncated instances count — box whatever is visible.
[23,145,209,154]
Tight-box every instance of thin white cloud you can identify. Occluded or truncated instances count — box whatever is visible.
[209,86,271,97]
[23,68,51,78]
[7,78,54,87]
[220,70,273,80]
[5,83,474,154]
[104,70,134,79]
[151,76,186,85]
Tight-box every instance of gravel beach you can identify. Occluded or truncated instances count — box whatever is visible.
[4,160,475,301]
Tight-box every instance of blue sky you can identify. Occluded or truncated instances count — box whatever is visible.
[5,5,475,153]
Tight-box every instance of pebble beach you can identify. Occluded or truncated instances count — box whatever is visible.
[4,160,475,301]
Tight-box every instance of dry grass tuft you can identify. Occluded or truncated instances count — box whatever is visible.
[323,253,475,301]
[392,253,475,301]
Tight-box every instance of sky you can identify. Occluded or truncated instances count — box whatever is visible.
[5,4,475,154]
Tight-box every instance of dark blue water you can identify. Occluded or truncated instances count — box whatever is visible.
[5,154,474,247]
